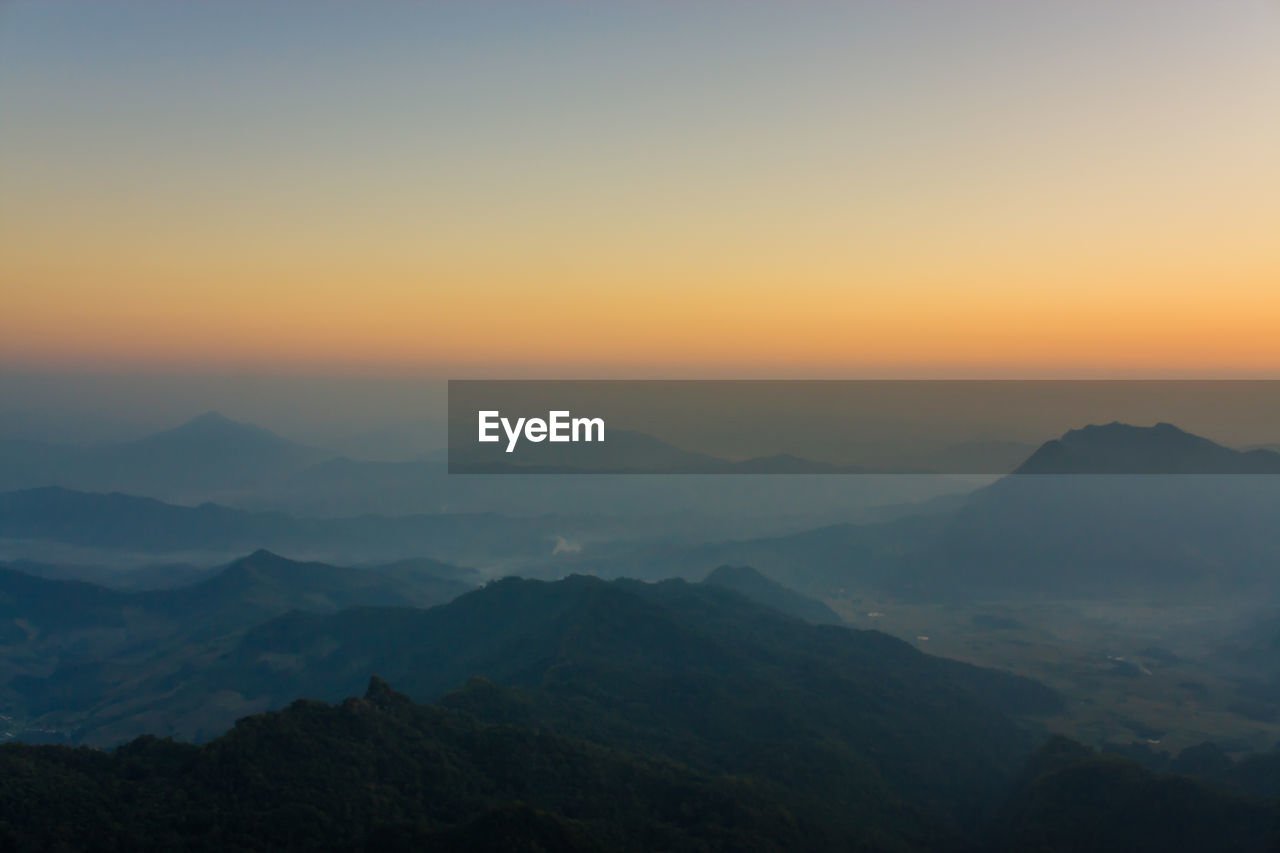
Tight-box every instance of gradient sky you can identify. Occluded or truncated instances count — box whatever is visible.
[2,1,1278,377]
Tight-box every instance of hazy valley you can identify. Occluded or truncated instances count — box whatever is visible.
[2,411,1280,850]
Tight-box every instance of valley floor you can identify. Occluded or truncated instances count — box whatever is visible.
[828,594,1280,754]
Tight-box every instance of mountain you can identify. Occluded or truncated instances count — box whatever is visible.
[1247,442,1280,454]
[603,423,1280,601]
[7,574,1061,845]
[0,487,292,552]
[108,411,325,488]
[701,564,842,624]
[4,414,941,522]
[28,574,1060,843]
[1,685,1273,853]
[901,426,1280,598]
[0,412,331,499]
[1015,422,1280,475]
[0,564,132,637]
[0,551,475,731]
[142,549,476,629]
[11,421,1278,602]
[0,550,473,638]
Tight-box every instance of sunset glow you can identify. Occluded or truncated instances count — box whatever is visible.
[3,1,1278,375]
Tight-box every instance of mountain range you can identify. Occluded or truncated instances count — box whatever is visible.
[4,417,1280,850]
[2,682,1274,852]
[4,563,1059,750]
[2,641,1276,851]
[0,485,594,566]
[552,423,1280,599]
[4,569,1065,848]
[0,550,476,738]
[6,420,1279,599]
[0,411,977,530]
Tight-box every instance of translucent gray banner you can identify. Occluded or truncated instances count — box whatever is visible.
[448,380,1280,475]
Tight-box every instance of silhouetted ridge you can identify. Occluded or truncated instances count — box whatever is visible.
[1014,422,1280,474]
[0,681,805,851]
[89,571,1061,847]
[2,686,1273,852]
[0,550,473,720]
[364,675,411,709]
[141,411,295,448]
[156,549,474,622]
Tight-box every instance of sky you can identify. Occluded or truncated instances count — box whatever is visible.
[2,1,1279,378]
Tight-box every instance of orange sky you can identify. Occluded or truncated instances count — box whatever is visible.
[2,2,1278,377]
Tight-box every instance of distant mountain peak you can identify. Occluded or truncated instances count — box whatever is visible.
[242,548,285,563]
[223,549,297,576]
[158,411,283,443]
[1013,422,1280,475]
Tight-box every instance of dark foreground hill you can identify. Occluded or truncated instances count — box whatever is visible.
[0,678,810,853]
[1,681,1276,853]
[21,575,1060,844]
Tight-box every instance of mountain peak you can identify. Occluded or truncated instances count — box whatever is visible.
[702,564,842,625]
[160,411,280,442]
[125,412,319,474]
[1063,421,1197,443]
[197,550,306,590]
[236,549,291,568]
[364,675,412,709]
[1014,422,1280,475]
